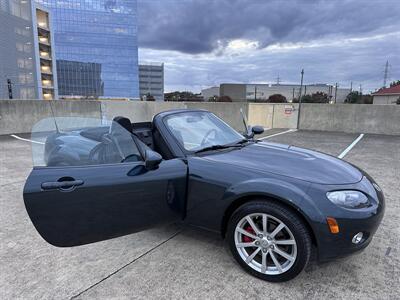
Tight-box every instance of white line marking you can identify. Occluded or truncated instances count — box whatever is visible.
[260,129,297,140]
[338,134,364,159]
[10,134,45,145]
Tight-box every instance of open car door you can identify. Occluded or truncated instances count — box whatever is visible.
[23,117,187,247]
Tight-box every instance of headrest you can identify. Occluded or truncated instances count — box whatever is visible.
[112,116,132,133]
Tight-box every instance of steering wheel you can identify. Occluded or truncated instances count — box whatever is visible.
[88,133,116,163]
[200,129,217,146]
[121,153,140,163]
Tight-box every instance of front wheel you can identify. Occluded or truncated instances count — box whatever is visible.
[226,201,311,282]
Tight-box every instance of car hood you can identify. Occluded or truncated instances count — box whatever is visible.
[202,141,363,185]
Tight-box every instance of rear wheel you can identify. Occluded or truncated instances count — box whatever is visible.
[226,201,311,282]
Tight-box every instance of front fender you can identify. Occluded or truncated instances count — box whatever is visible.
[186,158,325,248]
[221,178,325,235]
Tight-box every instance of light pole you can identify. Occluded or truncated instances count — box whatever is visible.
[334,83,338,104]
[297,69,304,129]
[7,79,13,99]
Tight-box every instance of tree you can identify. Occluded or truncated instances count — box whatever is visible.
[267,94,287,103]
[362,95,373,104]
[345,91,360,104]
[389,80,400,87]
[216,95,232,102]
[293,92,329,103]
[300,95,313,103]
[164,91,203,102]
[345,91,372,104]
[164,91,180,101]
[309,92,329,103]
[145,93,155,101]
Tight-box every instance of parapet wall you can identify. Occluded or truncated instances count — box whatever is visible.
[0,100,399,135]
[0,100,101,135]
[299,104,400,135]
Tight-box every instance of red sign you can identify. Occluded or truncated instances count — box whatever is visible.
[284,105,293,115]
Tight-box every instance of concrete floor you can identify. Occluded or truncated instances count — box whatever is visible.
[0,130,399,299]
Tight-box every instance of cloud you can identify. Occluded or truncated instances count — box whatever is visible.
[138,0,400,54]
[137,0,400,92]
[139,30,400,92]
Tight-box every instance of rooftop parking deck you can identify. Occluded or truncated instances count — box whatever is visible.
[0,130,399,299]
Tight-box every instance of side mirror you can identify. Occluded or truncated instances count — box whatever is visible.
[144,149,162,170]
[251,125,264,135]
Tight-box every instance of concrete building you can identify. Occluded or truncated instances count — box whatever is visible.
[139,63,164,101]
[372,85,400,104]
[33,4,58,100]
[36,0,139,99]
[0,0,57,99]
[220,83,351,103]
[201,86,220,101]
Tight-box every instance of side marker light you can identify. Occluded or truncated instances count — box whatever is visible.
[326,217,339,234]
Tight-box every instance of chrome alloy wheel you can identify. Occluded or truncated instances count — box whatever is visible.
[234,213,297,275]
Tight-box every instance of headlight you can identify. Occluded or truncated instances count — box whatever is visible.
[326,190,370,209]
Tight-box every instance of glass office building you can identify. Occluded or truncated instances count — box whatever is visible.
[35,0,139,98]
[0,0,38,99]
[1,0,58,100]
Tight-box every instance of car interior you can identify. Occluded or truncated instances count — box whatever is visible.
[112,116,175,160]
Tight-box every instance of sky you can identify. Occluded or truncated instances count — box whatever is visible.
[137,0,400,93]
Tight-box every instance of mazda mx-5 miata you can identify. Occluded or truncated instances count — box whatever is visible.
[24,109,384,282]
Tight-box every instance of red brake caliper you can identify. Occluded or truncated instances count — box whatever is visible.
[242,226,255,243]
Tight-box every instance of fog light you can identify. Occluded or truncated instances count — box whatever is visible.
[352,232,363,244]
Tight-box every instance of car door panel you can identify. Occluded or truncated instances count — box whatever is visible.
[23,159,187,247]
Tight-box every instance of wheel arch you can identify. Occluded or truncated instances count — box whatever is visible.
[220,194,318,247]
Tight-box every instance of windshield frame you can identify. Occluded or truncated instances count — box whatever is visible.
[161,110,246,155]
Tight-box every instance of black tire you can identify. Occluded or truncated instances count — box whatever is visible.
[226,200,311,282]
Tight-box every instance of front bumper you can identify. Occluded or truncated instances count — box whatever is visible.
[309,176,385,262]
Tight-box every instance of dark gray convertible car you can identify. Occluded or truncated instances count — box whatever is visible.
[23,109,385,282]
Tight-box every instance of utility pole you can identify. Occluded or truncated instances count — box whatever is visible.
[328,85,332,101]
[334,83,338,104]
[297,69,304,129]
[276,74,281,85]
[7,79,13,99]
[298,69,304,100]
[359,84,362,95]
[254,85,257,102]
[350,81,353,92]
[383,60,389,88]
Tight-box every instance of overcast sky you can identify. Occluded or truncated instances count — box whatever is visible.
[137,0,400,93]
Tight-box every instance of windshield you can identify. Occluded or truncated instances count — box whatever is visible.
[164,111,245,152]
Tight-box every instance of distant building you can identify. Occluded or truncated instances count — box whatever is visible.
[220,84,246,102]
[57,60,103,98]
[36,0,139,99]
[201,86,219,101]
[0,0,57,99]
[371,85,400,104]
[139,63,164,101]
[220,83,351,103]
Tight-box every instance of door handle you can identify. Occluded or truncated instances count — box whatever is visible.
[41,179,84,190]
